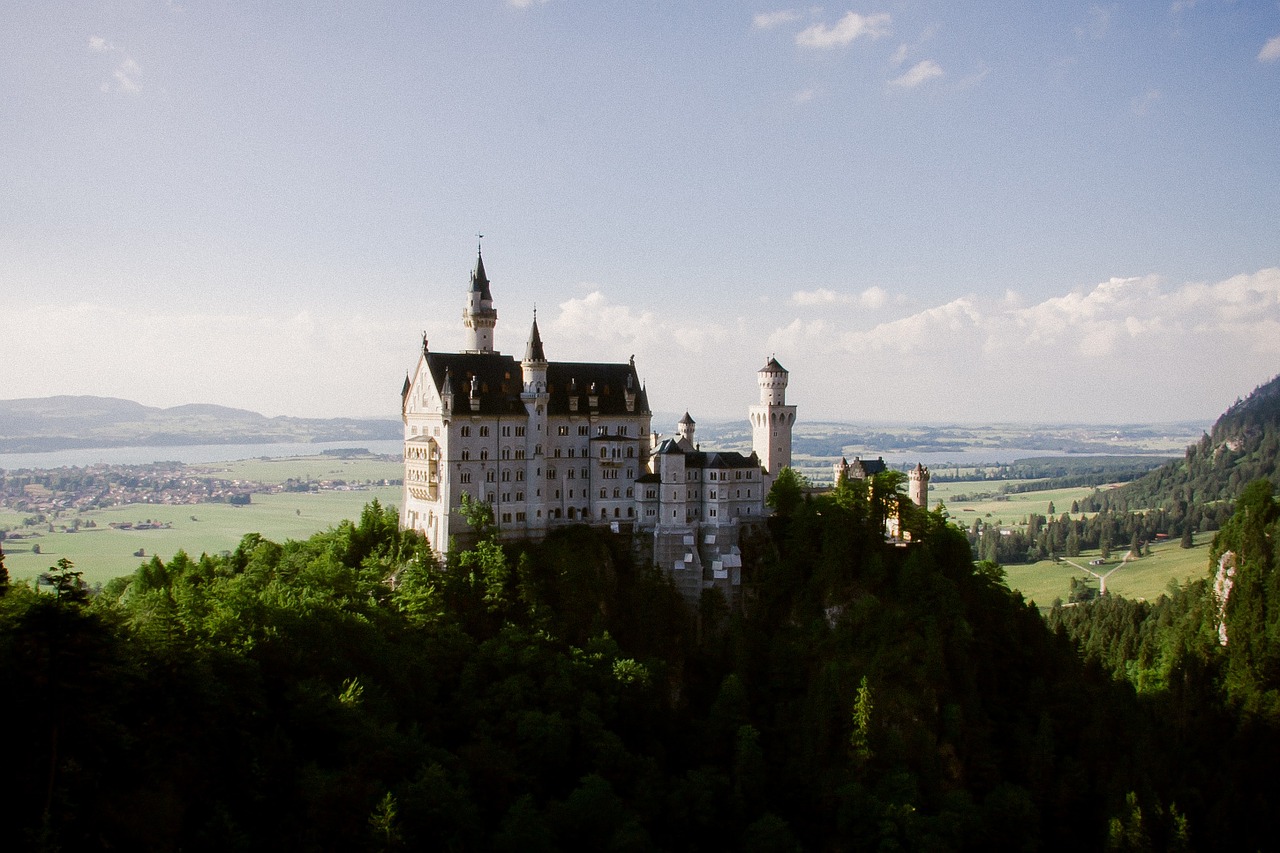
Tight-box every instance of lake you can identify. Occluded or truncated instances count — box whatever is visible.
[0,440,405,469]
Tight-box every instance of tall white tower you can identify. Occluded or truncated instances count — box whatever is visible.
[462,247,497,353]
[749,357,796,492]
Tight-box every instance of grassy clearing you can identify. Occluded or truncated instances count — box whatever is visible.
[2,486,401,586]
[1004,536,1214,611]
[191,455,402,485]
[931,480,1106,524]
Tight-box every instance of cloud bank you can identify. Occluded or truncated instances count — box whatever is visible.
[5,270,1278,425]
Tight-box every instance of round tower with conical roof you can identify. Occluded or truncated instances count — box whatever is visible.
[749,357,797,493]
[463,246,498,353]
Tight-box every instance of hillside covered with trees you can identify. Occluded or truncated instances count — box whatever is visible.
[4,474,1279,850]
[1100,373,1280,515]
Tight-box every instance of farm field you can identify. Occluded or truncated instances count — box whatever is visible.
[194,455,402,485]
[2,486,401,586]
[1004,535,1215,611]
[930,479,1109,522]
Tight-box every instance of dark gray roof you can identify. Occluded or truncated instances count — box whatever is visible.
[524,317,546,363]
[470,251,493,301]
[684,450,760,470]
[760,357,787,373]
[422,352,650,418]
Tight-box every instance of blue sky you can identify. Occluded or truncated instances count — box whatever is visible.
[3,1,1279,426]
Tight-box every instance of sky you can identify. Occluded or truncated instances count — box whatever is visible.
[3,1,1279,427]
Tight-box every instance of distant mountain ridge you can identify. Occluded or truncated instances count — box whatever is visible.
[0,395,400,454]
[1103,373,1280,512]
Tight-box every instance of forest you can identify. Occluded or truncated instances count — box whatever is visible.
[3,461,1278,851]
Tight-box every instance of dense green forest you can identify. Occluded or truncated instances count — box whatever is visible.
[4,468,1278,851]
[1100,374,1280,514]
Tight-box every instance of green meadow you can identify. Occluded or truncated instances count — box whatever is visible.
[1004,535,1215,611]
[2,486,401,586]
[192,455,403,485]
[930,479,1106,523]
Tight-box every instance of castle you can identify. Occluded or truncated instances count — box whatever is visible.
[400,248,928,597]
[400,249,799,596]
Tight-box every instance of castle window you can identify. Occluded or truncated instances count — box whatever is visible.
[710,509,717,518]
[597,426,606,436]
[626,447,634,457]
[516,491,523,501]
[486,492,495,503]
[581,468,588,479]
[613,488,620,498]
[548,468,557,479]
[554,448,561,458]
[516,470,524,481]
[628,507,635,517]
[578,425,589,436]
[461,426,471,437]
[461,449,470,461]
[460,472,471,484]
[502,448,511,460]
[516,426,525,436]
[568,448,575,458]
[501,470,511,482]
[600,448,608,459]
[486,471,496,483]
[558,426,569,436]
[501,426,510,437]
[600,489,607,499]
[516,449,526,460]
[516,511,526,521]
[619,426,628,436]
[480,426,490,437]
[567,469,575,479]
[501,512,512,523]
[479,449,489,461]
[614,508,620,518]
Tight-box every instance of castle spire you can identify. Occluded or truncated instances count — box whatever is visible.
[470,245,492,301]
[462,244,498,353]
[523,313,547,363]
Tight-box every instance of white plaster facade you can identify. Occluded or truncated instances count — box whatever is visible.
[400,251,796,588]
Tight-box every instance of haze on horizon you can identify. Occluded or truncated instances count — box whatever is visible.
[3,3,1278,425]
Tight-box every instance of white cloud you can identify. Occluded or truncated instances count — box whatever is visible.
[762,269,1280,421]
[754,10,801,30]
[1171,0,1196,13]
[508,0,550,8]
[890,43,910,66]
[88,34,142,94]
[796,11,891,49]
[889,59,943,88]
[793,87,816,103]
[113,58,142,93]
[1077,5,1114,40]
[1259,35,1280,63]
[791,287,889,307]
[1131,88,1161,115]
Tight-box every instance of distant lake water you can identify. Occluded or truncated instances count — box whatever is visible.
[0,440,1174,471]
[0,440,405,469]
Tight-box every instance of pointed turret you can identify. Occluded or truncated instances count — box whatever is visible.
[463,245,498,353]
[470,249,493,301]
[523,315,547,364]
